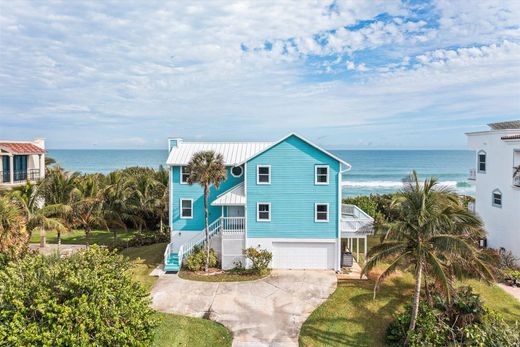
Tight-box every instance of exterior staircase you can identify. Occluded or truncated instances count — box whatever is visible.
[164,253,180,272]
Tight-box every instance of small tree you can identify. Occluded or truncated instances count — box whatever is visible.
[0,197,28,264]
[186,151,226,272]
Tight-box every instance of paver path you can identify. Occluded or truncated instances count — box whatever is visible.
[151,269,337,347]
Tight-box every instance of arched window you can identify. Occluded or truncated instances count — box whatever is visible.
[492,189,502,208]
[478,150,486,173]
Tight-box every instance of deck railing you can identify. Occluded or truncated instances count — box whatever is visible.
[0,169,41,184]
[222,217,245,232]
[341,204,374,234]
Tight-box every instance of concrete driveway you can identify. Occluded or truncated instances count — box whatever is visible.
[151,270,337,346]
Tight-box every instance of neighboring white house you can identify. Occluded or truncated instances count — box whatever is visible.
[466,121,520,258]
[0,139,46,188]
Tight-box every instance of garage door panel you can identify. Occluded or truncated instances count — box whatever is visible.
[272,242,335,269]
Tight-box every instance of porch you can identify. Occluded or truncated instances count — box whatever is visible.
[340,204,374,263]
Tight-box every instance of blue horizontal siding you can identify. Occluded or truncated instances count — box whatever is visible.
[246,135,339,239]
[171,166,243,231]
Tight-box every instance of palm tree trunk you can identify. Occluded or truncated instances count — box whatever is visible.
[408,262,423,333]
[85,227,90,247]
[39,228,46,248]
[204,185,210,273]
[57,230,61,251]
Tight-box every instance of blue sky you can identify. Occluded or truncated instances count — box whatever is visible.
[0,1,519,149]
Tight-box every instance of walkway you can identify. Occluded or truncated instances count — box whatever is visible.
[29,243,86,256]
[151,270,337,347]
[498,283,520,302]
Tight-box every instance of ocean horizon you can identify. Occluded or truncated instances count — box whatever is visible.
[47,149,476,197]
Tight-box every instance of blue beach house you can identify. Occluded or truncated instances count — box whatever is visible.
[164,133,373,271]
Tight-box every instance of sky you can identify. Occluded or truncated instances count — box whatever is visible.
[1,1,519,149]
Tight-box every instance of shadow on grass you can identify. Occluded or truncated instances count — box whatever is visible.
[300,277,414,347]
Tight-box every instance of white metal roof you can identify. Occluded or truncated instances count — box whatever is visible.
[211,182,245,206]
[166,142,273,166]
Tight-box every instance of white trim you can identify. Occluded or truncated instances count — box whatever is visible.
[315,165,330,185]
[477,150,486,174]
[256,165,271,184]
[492,189,502,208]
[337,169,342,271]
[180,198,193,219]
[180,166,189,184]
[315,203,329,222]
[240,132,351,169]
[231,165,244,178]
[257,202,271,222]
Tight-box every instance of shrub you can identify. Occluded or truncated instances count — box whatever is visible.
[463,310,520,346]
[184,246,218,271]
[0,246,157,346]
[433,286,485,329]
[243,247,272,275]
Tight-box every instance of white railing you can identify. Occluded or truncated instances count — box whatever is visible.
[222,217,245,232]
[341,204,374,234]
[164,243,171,263]
[468,168,476,180]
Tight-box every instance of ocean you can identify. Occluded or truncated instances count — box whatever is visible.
[47,149,475,197]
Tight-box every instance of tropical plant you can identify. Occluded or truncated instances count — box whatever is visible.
[126,171,163,231]
[0,196,28,264]
[0,246,157,346]
[362,171,494,335]
[10,181,69,248]
[184,245,218,271]
[243,247,272,275]
[186,151,227,272]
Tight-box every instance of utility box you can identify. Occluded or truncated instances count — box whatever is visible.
[342,252,353,267]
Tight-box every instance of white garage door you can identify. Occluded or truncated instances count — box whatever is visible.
[272,242,335,269]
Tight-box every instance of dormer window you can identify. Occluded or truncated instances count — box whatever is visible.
[478,150,486,173]
[180,166,190,184]
[315,165,329,185]
[492,189,502,208]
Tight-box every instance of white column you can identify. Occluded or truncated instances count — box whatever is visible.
[364,237,368,261]
[357,238,359,262]
[39,154,45,179]
[9,155,14,184]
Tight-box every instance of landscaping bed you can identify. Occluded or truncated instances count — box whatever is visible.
[178,268,270,282]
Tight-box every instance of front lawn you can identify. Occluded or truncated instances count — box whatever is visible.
[30,228,137,246]
[300,273,520,347]
[121,243,233,346]
[178,269,269,282]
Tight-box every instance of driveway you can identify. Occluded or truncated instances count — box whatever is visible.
[151,270,337,346]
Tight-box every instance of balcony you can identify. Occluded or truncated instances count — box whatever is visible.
[341,204,374,237]
[514,174,520,188]
[468,168,476,181]
[0,169,41,185]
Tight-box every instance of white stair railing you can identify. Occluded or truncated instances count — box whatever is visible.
[222,217,245,232]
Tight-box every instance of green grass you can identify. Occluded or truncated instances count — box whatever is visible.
[30,229,137,246]
[121,243,232,346]
[152,312,231,347]
[300,272,520,347]
[178,269,269,282]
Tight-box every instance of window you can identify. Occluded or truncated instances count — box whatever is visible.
[231,165,243,177]
[492,189,502,208]
[180,166,190,184]
[315,203,329,222]
[257,165,271,184]
[478,151,486,173]
[180,199,193,219]
[257,202,271,221]
[315,165,329,185]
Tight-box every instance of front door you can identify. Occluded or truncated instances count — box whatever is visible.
[227,206,245,217]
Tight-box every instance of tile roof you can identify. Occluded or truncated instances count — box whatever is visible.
[211,182,245,206]
[166,142,273,166]
[489,120,520,130]
[0,143,47,154]
[501,134,520,140]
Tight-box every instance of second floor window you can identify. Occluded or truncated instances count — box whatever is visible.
[492,189,502,208]
[315,203,329,222]
[257,165,271,184]
[478,151,486,173]
[257,202,271,221]
[180,199,193,219]
[181,166,190,184]
[315,165,329,185]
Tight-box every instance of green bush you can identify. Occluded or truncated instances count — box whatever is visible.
[0,246,157,346]
[184,246,218,271]
[243,247,272,275]
[463,310,520,346]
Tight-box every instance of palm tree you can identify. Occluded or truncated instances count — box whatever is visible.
[362,171,494,335]
[102,171,135,243]
[186,151,226,272]
[126,173,162,232]
[0,196,28,261]
[10,181,69,248]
